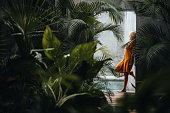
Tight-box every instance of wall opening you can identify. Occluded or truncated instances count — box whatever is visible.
[94,11,136,91]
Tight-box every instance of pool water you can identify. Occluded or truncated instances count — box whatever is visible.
[93,77,131,91]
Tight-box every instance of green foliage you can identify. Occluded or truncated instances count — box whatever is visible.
[0,25,115,113]
[115,1,170,113]
[71,1,122,24]
[42,26,66,70]
[0,0,123,113]
[1,0,57,56]
[95,24,122,41]
[135,23,170,70]
[129,0,170,72]
[70,1,123,41]
[54,0,122,52]
[41,72,83,107]
[68,19,88,39]
[68,41,98,72]
[130,0,170,19]
[40,26,114,112]
[117,66,170,113]
[55,0,75,17]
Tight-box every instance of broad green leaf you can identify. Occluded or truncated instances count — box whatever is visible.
[68,41,98,72]
[42,26,65,69]
[42,26,61,60]
[56,93,87,107]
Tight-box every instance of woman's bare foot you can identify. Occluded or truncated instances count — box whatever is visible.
[118,89,126,92]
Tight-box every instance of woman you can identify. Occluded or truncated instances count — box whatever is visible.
[115,31,136,92]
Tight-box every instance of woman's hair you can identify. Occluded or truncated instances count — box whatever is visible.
[130,31,136,40]
[121,31,136,48]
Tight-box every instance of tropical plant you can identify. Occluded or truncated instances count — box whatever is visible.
[1,0,57,57]
[0,25,115,113]
[135,24,170,71]
[0,0,58,111]
[0,0,59,80]
[114,1,170,113]
[117,65,170,113]
[39,26,115,112]
[128,0,170,75]
[130,0,170,21]
[0,0,124,112]
[52,0,123,54]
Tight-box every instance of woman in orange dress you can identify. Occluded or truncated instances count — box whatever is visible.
[115,31,136,92]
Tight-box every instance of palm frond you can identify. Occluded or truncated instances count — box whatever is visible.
[0,20,17,60]
[97,57,119,77]
[2,0,58,56]
[72,1,122,24]
[130,0,169,18]
[95,24,122,41]
[55,0,75,17]
[146,42,170,69]
[135,23,170,70]
[71,2,94,22]
[94,1,123,24]
[68,19,88,39]
[102,0,123,9]
[3,0,58,35]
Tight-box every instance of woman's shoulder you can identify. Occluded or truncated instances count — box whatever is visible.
[127,40,136,48]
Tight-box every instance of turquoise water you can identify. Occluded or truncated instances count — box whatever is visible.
[93,79,130,91]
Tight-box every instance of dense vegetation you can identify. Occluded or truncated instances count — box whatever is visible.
[0,0,122,113]
[0,0,170,113]
[118,0,170,113]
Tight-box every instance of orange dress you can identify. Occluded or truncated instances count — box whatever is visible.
[115,40,136,73]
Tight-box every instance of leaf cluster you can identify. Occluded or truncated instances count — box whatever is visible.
[129,0,170,73]
[0,0,123,113]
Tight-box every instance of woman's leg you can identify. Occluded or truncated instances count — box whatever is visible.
[121,72,128,92]
[129,71,136,79]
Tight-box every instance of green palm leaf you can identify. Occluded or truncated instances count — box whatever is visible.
[130,0,169,18]
[51,0,122,53]
[55,0,75,17]
[146,42,169,68]
[95,24,122,41]
[2,0,58,56]
[68,19,88,39]
[135,23,170,70]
